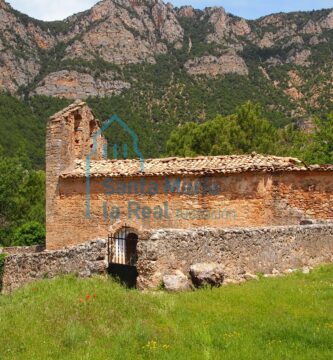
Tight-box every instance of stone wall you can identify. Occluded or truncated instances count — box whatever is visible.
[0,245,45,255]
[1,240,107,294]
[2,225,333,293]
[136,224,333,289]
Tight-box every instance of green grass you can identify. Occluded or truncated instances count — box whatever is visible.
[0,265,332,360]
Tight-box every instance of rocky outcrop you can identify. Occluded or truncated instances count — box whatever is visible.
[321,10,333,29]
[257,32,275,48]
[309,35,327,45]
[0,1,45,92]
[301,20,322,34]
[206,7,229,43]
[230,18,251,36]
[0,50,40,93]
[284,70,305,100]
[151,1,184,44]
[287,49,312,66]
[177,6,195,18]
[253,10,332,52]
[63,0,182,65]
[0,0,65,92]
[0,0,185,94]
[285,87,304,101]
[63,21,166,65]
[185,52,249,77]
[282,36,304,49]
[33,70,131,99]
[205,7,251,43]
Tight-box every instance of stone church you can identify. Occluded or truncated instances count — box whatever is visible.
[37,100,333,288]
[47,100,333,247]
[2,100,333,293]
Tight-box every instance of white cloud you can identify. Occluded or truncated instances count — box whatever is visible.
[7,0,98,21]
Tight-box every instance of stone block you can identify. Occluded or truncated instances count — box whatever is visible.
[190,263,224,288]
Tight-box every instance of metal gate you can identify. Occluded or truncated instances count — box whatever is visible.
[108,225,138,265]
[107,226,138,288]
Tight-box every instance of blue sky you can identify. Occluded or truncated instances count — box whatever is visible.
[7,0,333,21]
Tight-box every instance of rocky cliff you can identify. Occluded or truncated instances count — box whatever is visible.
[0,0,332,119]
[0,0,333,100]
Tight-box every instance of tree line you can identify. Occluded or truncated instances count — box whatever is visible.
[167,101,333,165]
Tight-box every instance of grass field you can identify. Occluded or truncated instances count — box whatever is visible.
[0,265,332,360]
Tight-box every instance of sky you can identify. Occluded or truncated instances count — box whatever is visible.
[6,0,333,21]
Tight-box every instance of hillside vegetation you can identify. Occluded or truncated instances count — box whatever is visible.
[167,102,333,165]
[0,265,332,359]
[0,149,45,247]
[0,1,332,159]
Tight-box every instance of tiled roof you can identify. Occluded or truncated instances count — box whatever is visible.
[59,153,333,179]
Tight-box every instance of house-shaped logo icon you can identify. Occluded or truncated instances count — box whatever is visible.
[85,115,145,219]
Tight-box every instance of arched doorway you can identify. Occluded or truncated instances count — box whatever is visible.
[107,226,138,288]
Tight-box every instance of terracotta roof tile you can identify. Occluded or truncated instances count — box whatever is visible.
[59,153,326,179]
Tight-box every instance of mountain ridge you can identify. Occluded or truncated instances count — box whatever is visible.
[0,0,333,97]
[1,0,332,96]
[0,0,332,159]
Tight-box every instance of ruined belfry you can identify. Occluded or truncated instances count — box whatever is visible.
[46,101,106,248]
[45,101,333,251]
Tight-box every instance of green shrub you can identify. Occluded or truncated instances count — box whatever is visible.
[13,221,45,247]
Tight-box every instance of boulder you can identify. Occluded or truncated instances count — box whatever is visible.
[163,271,191,292]
[190,263,224,288]
[243,273,259,281]
[302,266,311,274]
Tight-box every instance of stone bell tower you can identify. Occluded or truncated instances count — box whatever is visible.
[46,100,106,248]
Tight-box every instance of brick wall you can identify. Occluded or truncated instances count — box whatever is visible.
[272,172,333,221]
[47,171,333,249]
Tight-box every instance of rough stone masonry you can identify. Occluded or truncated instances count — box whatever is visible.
[137,223,333,289]
[2,240,106,293]
[2,224,333,293]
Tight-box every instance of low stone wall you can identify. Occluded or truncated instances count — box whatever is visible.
[2,225,333,293]
[137,224,333,288]
[1,240,107,294]
[0,245,45,255]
